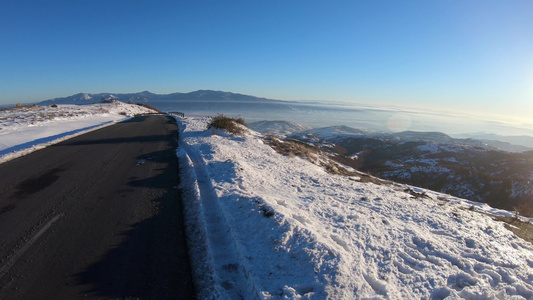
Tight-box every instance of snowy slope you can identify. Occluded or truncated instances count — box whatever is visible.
[303,125,368,140]
[248,121,312,137]
[0,101,157,163]
[176,116,533,299]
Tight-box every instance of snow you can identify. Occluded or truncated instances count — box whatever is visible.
[417,143,464,154]
[176,116,533,299]
[248,121,312,137]
[81,93,92,100]
[0,102,157,164]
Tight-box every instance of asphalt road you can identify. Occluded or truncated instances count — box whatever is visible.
[0,115,195,299]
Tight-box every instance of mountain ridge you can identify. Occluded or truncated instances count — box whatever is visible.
[36,90,285,105]
[251,121,533,153]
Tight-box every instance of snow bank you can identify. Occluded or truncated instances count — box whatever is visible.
[0,102,157,164]
[176,116,533,299]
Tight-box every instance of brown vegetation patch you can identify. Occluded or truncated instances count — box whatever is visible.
[207,115,247,135]
[136,103,163,113]
[494,215,533,246]
[264,135,390,185]
[265,136,319,160]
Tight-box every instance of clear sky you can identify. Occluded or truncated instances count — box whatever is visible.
[1,0,532,125]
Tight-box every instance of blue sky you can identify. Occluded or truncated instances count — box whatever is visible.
[1,1,532,124]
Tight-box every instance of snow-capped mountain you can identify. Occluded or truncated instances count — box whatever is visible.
[37,91,158,105]
[36,90,285,106]
[38,92,96,104]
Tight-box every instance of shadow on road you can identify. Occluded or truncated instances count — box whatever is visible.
[74,123,195,299]
[60,135,170,146]
[75,198,194,299]
[10,167,66,199]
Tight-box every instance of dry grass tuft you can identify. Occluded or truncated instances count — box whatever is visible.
[265,136,318,160]
[513,202,532,219]
[207,115,247,135]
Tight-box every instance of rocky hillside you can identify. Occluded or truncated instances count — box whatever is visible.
[286,129,533,217]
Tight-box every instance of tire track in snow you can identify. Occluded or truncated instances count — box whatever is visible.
[176,119,261,299]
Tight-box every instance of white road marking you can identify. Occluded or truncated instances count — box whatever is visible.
[0,213,64,279]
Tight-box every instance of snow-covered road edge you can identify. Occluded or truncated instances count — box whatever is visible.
[176,144,218,298]
[0,120,118,165]
[175,116,264,299]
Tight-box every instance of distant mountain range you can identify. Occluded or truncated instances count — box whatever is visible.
[37,90,284,105]
[453,133,533,153]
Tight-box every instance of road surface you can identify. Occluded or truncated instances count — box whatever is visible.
[0,115,195,299]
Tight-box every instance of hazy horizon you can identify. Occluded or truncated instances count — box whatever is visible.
[5,89,533,139]
[151,98,533,138]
